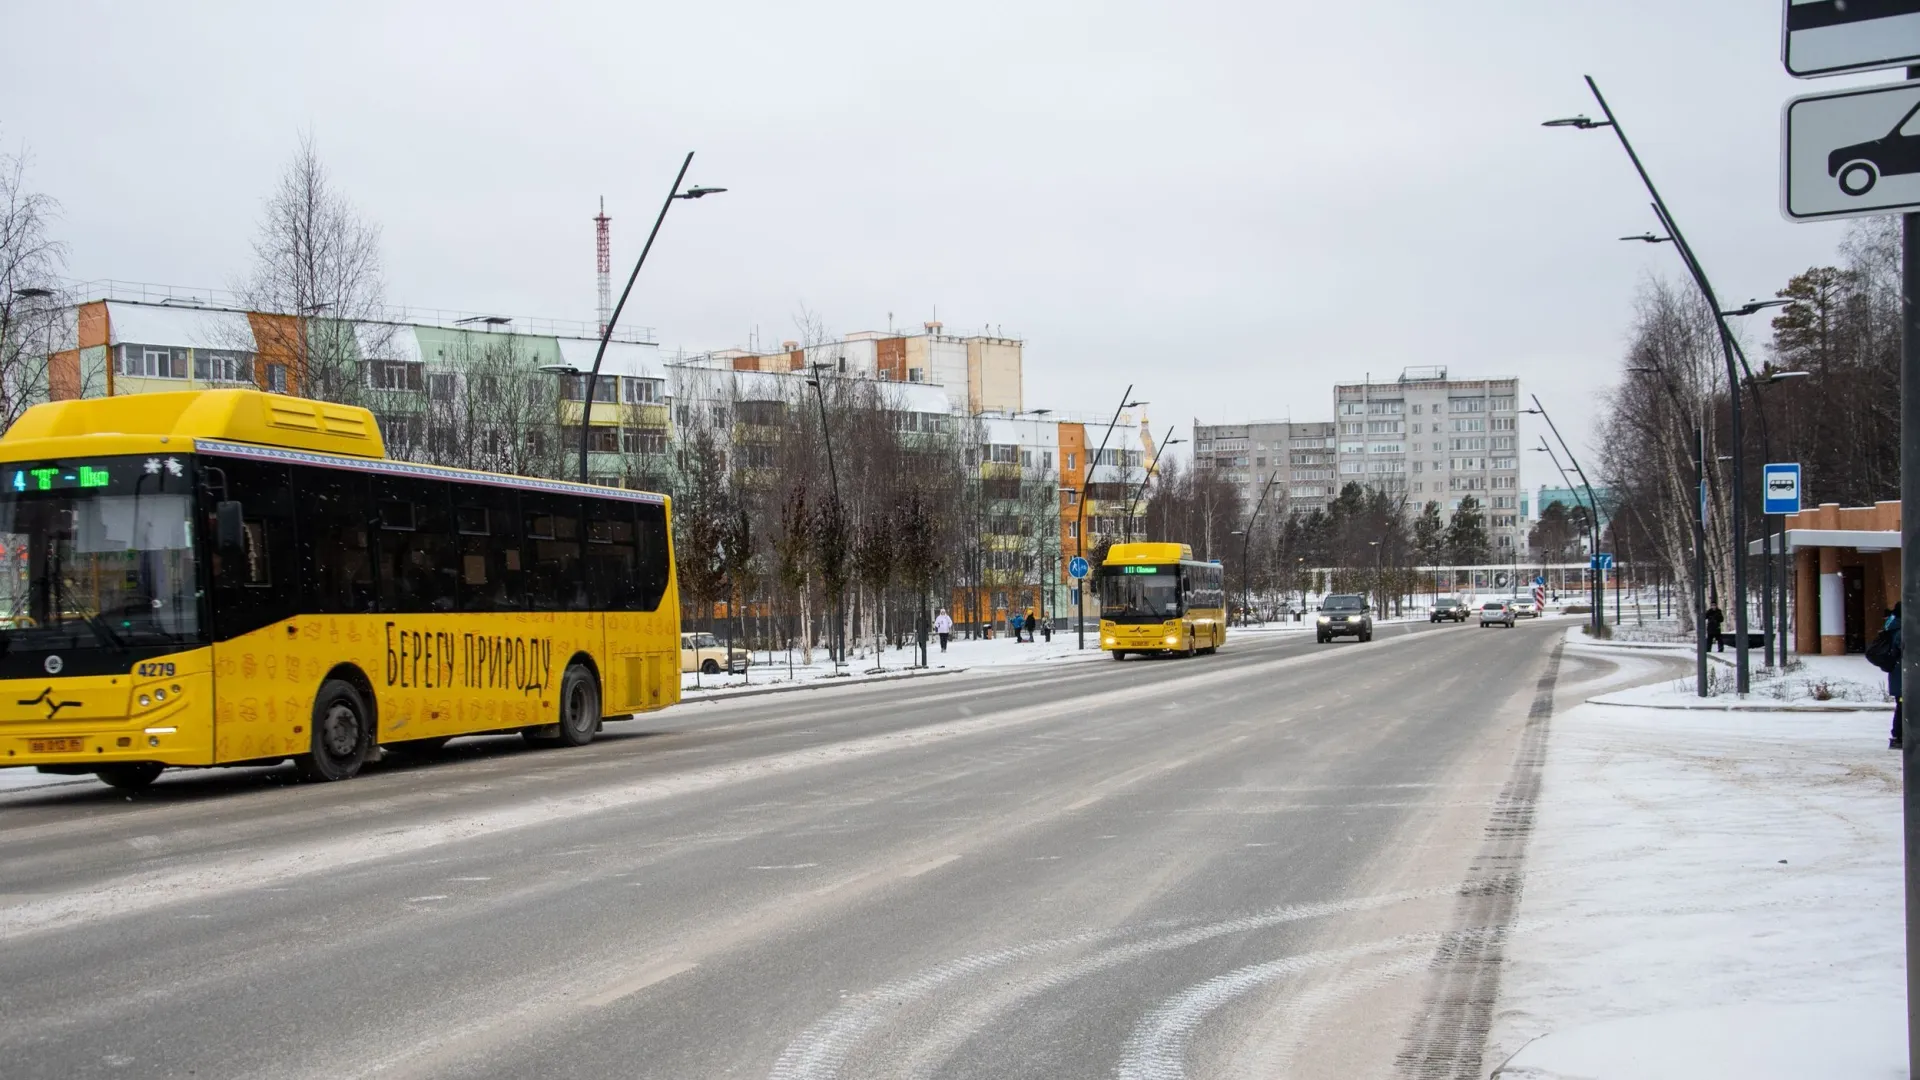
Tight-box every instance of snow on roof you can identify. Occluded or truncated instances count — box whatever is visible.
[106,303,255,350]
[358,323,424,363]
[556,337,660,379]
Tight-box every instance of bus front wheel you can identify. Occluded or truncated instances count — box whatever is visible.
[297,679,371,782]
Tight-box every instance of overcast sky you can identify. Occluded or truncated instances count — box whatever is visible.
[0,0,1884,486]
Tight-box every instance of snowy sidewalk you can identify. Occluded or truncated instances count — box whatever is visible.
[1487,637,1904,1077]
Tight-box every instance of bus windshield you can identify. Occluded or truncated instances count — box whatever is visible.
[0,475,202,652]
[1099,570,1182,622]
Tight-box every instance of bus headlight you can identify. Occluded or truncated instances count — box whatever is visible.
[1164,635,1179,644]
[1102,636,1116,646]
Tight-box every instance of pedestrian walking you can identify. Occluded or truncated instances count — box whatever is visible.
[933,607,953,653]
[1024,609,1038,643]
[1704,604,1725,653]
[1010,611,1024,643]
[1870,603,1903,749]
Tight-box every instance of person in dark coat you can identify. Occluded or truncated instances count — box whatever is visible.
[1704,605,1725,653]
[1888,603,1903,750]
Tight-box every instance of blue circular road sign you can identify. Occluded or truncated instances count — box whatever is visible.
[1069,556,1090,580]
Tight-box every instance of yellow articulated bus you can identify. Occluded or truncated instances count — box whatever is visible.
[0,389,680,790]
[1096,542,1226,660]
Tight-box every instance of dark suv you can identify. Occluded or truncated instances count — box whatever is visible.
[1316,594,1373,643]
[1431,597,1469,623]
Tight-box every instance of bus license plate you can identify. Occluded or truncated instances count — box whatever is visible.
[28,737,83,754]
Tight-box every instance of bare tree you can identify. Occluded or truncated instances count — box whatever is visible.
[0,144,66,426]
[236,133,391,404]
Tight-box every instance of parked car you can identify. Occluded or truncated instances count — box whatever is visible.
[1316,594,1373,643]
[1511,598,1540,618]
[681,632,750,674]
[1479,601,1517,628]
[1430,597,1469,623]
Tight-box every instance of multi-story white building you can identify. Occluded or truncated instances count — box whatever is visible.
[1333,367,1523,553]
[1191,419,1339,519]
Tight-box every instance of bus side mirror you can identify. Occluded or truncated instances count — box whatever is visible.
[216,501,246,549]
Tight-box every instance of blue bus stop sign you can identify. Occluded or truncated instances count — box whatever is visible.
[1069,556,1089,580]
[1763,462,1802,516]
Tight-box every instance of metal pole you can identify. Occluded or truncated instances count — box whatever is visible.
[1900,91,1920,1074]
[808,372,844,673]
[1124,425,1176,544]
[1586,78,1750,689]
[1533,400,1604,627]
[579,152,693,487]
[1077,385,1136,650]
[1733,336,1778,669]
[1695,423,1708,697]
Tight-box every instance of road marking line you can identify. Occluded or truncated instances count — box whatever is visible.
[902,854,960,878]
[404,895,448,903]
[583,960,698,1007]
[1064,794,1101,811]
[750,863,820,870]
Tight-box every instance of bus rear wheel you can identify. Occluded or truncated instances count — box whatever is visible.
[297,679,371,782]
[1110,650,1127,661]
[95,762,163,791]
[528,663,601,748]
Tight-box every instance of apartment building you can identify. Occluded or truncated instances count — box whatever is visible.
[686,321,1023,415]
[1333,367,1524,553]
[34,286,671,487]
[1191,419,1339,519]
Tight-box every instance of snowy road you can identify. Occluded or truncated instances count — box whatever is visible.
[0,616,1572,1080]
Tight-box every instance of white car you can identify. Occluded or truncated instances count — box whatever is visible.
[1511,598,1540,618]
[1479,601,1517,628]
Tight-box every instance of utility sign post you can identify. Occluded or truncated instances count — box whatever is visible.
[1784,0,1920,78]
[1763,462,1803,515]
[1783,82,1920,220]
[1782,6,1920,1072]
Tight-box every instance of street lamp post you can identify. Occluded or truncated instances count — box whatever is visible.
[1232,470,1281,626]
[1369,540,1383,613]
[1075,387,1147,650]
[1124,427,1182,543]
[806,365,845,675]
[568,152,724,487]
[1746,365,1809,666]
[1526,397,1605,631]
[1547,82,1753,690]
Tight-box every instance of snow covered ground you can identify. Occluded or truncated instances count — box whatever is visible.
[1488,635,1905,1077]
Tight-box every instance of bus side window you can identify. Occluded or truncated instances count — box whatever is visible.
[633,502,669,612]
[522,493,585,611]
[585,499,637,610]
[455,487,523,612]
[294,466,374,614]
[374,477,456,614]
[206,457,295,639]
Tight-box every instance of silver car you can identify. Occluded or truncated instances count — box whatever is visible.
[1512,598,1540,618]
[1479,601,1516,628]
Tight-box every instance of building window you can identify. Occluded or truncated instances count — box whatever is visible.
[194,349,253,384]
[621,429,667,455]
[366,360,425,392]
[428,371,458,402]
[621,378,661,404]
[263,363,288,393]
[117,343,187,379]
[563,374,618,402]
[1066,453,1076,472]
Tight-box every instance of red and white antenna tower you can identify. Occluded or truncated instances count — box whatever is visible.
[593,196,612,336]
